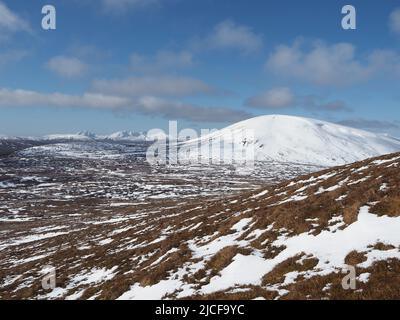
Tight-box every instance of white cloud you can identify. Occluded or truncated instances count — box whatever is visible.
[266,41,375,86]
[0,88,251,123]
[337,119,400,130]
[198,20,263,54]
[101,0,159,13]
[245,87,294,109]
[389,8,400,34]
[135,96,251,122]
[46,56,88,78]
[0,88,130,109]
[366,48,400,76]
[130,50,194,72]
[67,43,111,60]
[245,87,351,113]
[266,40,400,86]
[0,1,30,33]
[298,95,352,112]
[0,50,28,67]
[91,76,217,97]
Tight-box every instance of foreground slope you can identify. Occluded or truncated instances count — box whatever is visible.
[182,115,400,166]
[1,152,400,299]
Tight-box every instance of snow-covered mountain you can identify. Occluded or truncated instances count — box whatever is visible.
[104,131,147,141]
[42,130,152,142]
[181,115,400,167]
[0,135,40,141]
[44,131,97,141]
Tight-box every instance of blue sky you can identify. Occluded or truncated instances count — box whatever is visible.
[0,0,400,136]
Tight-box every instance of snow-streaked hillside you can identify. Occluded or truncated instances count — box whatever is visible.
[2,152,400,300]
[17,142,131,159]
[181,115,400,166]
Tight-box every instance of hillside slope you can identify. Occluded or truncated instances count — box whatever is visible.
[0,138,44,157]
[1,152,399,299]
[181,115,400,166]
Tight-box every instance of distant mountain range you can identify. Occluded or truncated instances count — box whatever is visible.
[0,130,155,142]
[2,115,400,166]
[44,130,151,141]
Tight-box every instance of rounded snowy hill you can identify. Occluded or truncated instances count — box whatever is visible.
[183,115,400,166]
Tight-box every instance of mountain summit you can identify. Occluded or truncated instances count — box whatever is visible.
[184,115,400,166]
[106,131,147,141]
[44,131,97,141]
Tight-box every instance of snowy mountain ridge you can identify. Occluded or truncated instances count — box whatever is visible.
[43,131,151,141]
[182,115,400,167]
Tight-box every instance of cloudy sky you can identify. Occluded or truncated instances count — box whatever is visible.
[0,0,400,136]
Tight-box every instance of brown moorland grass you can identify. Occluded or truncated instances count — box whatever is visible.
[1,152,400,300]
